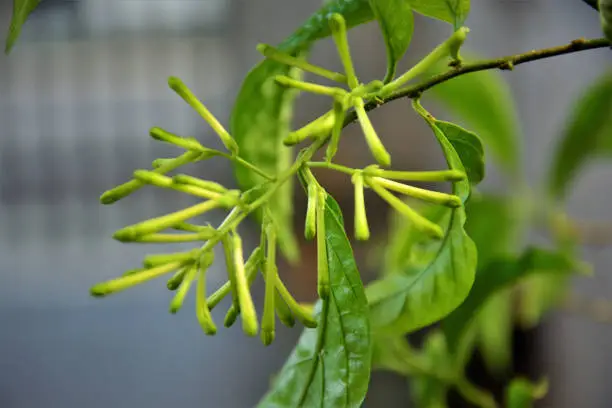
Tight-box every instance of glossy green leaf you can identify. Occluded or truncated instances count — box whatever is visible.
[411,332,451,408]
[367,116,477,335]
[443,248,577,352]
[548,71,612,199]
[370,0,414,83]
[230,60,303,262]
[258,195,371,408]
[408,0,470,29]
[5,0,41,54]
[230,0,376,261]
[279,0,374,53]
[435,121,485,185]
[425,57,521,177]
[505,377,548,408]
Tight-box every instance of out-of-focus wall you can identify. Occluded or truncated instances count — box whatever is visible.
[0,0,610,407]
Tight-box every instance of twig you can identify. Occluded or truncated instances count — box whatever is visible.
[342,37,610,126]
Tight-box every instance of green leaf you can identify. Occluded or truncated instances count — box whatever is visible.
[258,195,371,408]
[425,57,521,177]
[230,59,303,262]
[370,0,415,83]
[443,248,577,353]
[408,0,471,29]
[599,0,612,42]
[5,0,41,54]
[279,0,374,53]
[505,377,548,408]
[517,273,569,329]
[548,71,612,199]
[435,121,485,185]
[367,116,477,335]
[230,0,376,261]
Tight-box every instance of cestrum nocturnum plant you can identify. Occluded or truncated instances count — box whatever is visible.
[89,13,470,344]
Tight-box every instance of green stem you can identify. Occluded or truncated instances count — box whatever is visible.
[307,161,356,176]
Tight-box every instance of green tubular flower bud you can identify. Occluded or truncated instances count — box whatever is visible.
[171,222,212,233]
[364,167,466,183]
[261,223,277,346]
[167,76,239,155]
[207,247,263,310]
[352,172,370,241]
[221,234,240,320]
[143,249,199,268]
[379,26,471,97]
[275,275,317,328]
[325,97,347,163]
[149,127,209,153]
[231,233,259,336]
[284,110,335,146]
[316,189,330,300]
[448,27,470,62]
[257,43,348,84]
[304,183,318,240]
[112,199,223,242]
[195,251,217,335]
[274,75,347,98]
[130,231,216,244]
[90,261,184,297]
[169,264,198,313]
[133,169,223,201]
[166,267,188,290]
[122,268,147,277]
[259,262,295,329]
[366,177,444,239]
[172,174,228,194]
[372,177,462,208]
[354,98,392,167]
[328,13,359,89]
[100,151,201,205]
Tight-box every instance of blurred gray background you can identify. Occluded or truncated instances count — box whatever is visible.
[0,0,610,407]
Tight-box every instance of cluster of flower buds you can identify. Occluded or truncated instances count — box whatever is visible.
[91,13,470,343]
[259,14,467,242]
[91,76,316,345]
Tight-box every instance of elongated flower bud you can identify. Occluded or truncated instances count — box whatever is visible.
[257,43,348,84]
[372,177,462,208]
[366,177,444,239]
[112,200,223,242]
[305,183,318,240]
[352,172,370,240]
[329,13,359,89]
[90,261,184,297]
[168,76,239,155]
[275,75,347,98]
[316,189,330,299]
[100,151,201,205]
[325,97,347,163]
[231,233,259,336]
[169,265,198,313]
[261,223,277,346]
[354,98,391,167]
[195,251,217,335]
[149,127,209,153]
